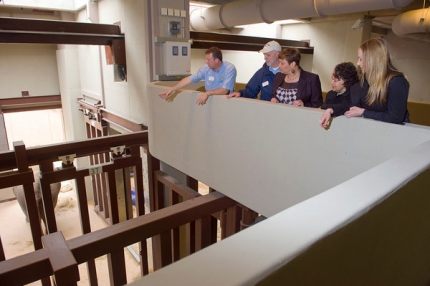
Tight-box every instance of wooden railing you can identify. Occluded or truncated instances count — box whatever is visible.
[150,170,259,271]
[0,191,235,285]
[0,132,258,285]
[0,132,148,285]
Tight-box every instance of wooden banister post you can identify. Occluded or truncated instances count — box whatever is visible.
[41,232,79,286]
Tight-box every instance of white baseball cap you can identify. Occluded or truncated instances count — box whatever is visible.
[259,40,281,53]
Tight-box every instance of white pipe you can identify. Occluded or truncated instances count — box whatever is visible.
[190,0,415,31]
[392,8,430,43]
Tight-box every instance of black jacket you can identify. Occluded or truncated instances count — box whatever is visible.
[351,75,410,124]
[321,89,351,117]
[272,69,323,108]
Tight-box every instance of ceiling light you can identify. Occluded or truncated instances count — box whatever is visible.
[275,19,310,25]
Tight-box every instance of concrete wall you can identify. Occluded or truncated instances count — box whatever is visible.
[0,44,60,98]
[132,82,430,285]
[76,0,151,125]
[147,82,430,216]
[384,30,430,102]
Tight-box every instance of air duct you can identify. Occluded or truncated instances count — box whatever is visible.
[190,0,415,31]
[392,8,430,43]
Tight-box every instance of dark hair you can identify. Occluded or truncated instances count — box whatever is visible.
[333,62,359,89]
[278,48,301,66]
[205,47,223,61]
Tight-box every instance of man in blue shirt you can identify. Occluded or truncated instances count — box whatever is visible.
[227,41,281,101]
[159,47,237,105]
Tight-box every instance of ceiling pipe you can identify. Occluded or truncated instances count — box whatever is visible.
[392,8,430,43]
[190,0,415,31]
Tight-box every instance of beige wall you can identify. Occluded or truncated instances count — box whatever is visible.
[77,0,151,125]
[384,30,430,102]
[62,0,152,126]
[0,44,60,98]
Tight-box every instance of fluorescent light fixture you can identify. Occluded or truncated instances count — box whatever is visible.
[190,2,214,9]
[275,19,310,25]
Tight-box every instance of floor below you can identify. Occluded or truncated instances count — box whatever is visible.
[0,181,142,285]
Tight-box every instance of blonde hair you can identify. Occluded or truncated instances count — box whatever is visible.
[359,38,404,105]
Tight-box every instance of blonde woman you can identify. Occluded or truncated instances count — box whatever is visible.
[345,38,409,124]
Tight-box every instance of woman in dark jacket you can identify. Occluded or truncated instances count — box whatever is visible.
[271,48,322,108]
[345,38,410,124]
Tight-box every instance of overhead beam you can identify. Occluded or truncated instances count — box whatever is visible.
[0,17,124,45]
[190,31,314,54]
[0,95,62,113]
[0,17,121,35]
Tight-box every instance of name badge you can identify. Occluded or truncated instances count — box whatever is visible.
[262,81,269,87]
[208,76,215,81]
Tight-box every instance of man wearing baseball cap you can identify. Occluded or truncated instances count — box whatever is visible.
[228,40,281,101]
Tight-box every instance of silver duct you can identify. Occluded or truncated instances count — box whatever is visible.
[392,8,430,43]
[190,0,415,31]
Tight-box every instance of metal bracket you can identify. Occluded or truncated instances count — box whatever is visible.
[110,145,125,156]
[58,154,76,166]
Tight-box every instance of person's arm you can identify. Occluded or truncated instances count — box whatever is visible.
[159,77,192,99]
[227,69,269,98]
[239,69,265,99]
[345,82,365,117]
[319,108,333,128]
[227,91,241,99]
[361,76,409,124]
[196,87,229,105]
[321,91,351,117]
[331,99,352,116]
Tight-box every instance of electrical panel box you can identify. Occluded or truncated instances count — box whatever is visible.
[162,41,191,76]
[169,21,181,36]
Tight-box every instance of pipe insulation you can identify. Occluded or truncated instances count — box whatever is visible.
[189,0,415,31]
[392,8,430,43]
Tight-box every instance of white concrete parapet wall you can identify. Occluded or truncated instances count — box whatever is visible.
[146,81,430,217]
[134,82,430,285]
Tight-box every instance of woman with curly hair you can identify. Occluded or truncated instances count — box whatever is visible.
[345,38,410,124]
[319,62,359,128]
